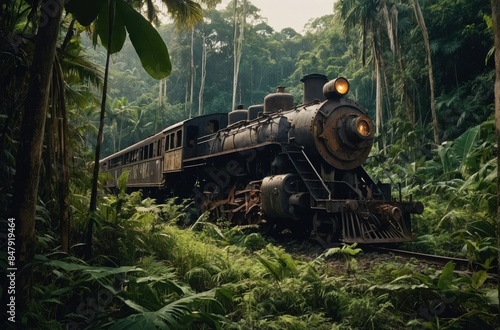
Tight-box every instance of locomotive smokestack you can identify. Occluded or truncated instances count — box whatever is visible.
[301,73,328,104]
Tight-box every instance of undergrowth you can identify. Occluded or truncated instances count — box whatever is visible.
[11,184,498,329]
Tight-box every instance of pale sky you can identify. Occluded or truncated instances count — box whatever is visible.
[219,0,335,32]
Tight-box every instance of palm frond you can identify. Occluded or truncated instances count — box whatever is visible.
[111,288,225,329]
[161,0,203,29]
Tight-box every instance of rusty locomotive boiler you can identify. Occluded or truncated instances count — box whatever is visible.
[101,74,423,245]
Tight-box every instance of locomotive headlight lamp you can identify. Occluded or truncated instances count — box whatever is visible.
[356,118,371,137]
[323,77,350,99]
[334,77,349,95]
[344,115,375,144]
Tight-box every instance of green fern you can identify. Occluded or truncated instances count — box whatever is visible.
[256,244,299,283]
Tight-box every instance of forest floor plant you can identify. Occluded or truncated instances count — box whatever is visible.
[12,179,499,329]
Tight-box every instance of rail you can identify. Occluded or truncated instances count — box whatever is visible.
[366,245,497,275]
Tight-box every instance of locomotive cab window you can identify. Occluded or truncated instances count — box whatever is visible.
[149,143,153,158]
[157,139,162,156]
[165,130,182,150]
[170,133,175,149]
[176,130,182,148]
[206,120,219,134]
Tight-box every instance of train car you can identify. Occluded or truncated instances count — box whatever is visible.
[100,113,228,193]
[101,74,423,245]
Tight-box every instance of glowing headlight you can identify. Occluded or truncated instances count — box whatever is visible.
[323,77,350,99]
[344,115,374,144]
[334,77,349,95]
[356,119,371,137]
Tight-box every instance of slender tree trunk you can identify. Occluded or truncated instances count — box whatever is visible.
[58,105,70,253]
[412,0,438,145]
[189,27,195,118]
[232,0,238,110]
[491,0,500,323]
[159,78,163,106]
[53,58,71,253]
[198,35,207,116]
[58,19,76,254]
[232,0,246,110]
[184,82,189,114]
[374,46,383,151]
[86,0,115,259]
[11,0,64,313]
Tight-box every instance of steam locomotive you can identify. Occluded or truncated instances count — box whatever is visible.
[100,74,423,245]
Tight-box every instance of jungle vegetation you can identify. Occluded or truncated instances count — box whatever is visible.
[1,0,500,328]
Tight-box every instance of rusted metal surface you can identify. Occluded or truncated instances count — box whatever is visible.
[261,174,302,220]
[301,73,328,104]
[127,159,163,186]
[164,149,182,172]
[264,86,294,114]
[340,211,412,244]
[313,101,374,170]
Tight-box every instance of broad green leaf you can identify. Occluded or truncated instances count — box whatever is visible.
[452,125,480,162]
[119,297,150,313]
[485,289,499,305]
[97,1,127,54]
[117,1,172,79]
[437,261,455,290]
[47,259,141,277]
[343,246,362,256]
[65,0,103,26]
[471,270,487,289]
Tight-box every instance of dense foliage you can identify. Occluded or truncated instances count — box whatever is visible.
[0,0,498,328]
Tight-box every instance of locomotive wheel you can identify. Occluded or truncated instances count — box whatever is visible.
[313,212,341,247]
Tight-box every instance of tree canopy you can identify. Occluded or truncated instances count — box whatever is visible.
[0,0,499,327]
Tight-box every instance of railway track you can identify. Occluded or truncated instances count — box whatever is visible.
[366,245,497,275]
[269,233,497,277]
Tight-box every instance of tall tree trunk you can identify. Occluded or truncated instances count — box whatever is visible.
[159,78,163,106]
[232,0,246,110]
[184,82,189,114]
[86,0,115,259]
[232,0,238,110]
[491,0,500,323]
[53,57,71,253]
[412,0,438,145]
[189,27,195,118]
[11,0,64,313]
[374,45,384,151]
[198,35,207,116]
[58,19,76,253]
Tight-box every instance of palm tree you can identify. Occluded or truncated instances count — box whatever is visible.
[232,0,247,110]
[106,97,134,152]
[337,0,387,149]
[410,0,439,145]
[128,107,154,143]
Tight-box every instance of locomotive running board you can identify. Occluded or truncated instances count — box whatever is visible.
[281,144,331,201]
